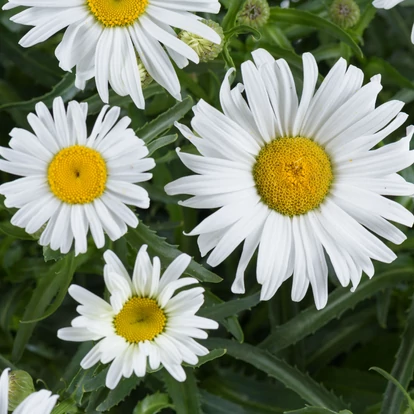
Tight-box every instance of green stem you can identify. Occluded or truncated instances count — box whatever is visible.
[380,295,414,414]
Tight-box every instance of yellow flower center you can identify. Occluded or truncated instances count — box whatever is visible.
[253,137,333,216]
[114,297,166,343]
[47,145,107,204]
[87,0,149,27]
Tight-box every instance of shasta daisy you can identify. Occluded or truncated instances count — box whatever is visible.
[165,49,414,310]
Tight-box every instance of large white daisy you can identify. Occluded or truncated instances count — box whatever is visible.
[0,369,58,414]
[0,97,155,255]
[57,246,218,388]
[3,0,221,108]
[165,49,414,310]
[373,0,414,43]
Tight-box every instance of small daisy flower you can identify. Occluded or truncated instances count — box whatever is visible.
[0,97,155,255]
[0,368,58,414]
[165,49,414,310]
[373,1,414,43]
[57,246,218,388]
[3,0,221,109]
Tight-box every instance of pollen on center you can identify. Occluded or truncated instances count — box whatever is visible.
[114,297,166,343]
[47,145,107,205]
[87,0,149,27]
[253,137,333,216]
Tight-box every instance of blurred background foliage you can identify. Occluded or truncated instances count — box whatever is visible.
[1,0,414,413]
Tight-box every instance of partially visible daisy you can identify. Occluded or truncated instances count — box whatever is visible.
[57,246,218,388]
[0,97,155,255]
[0,368,58,414]
[373,0,414,43]
[3,0,221,109]
[165,49,414,310]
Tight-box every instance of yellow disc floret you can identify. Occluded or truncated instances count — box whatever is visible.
[114,297,166,343]
[48,145,107,204]
[253,137,333,216]
[87,0,148,27]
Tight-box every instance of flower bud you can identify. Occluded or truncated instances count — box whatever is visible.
[237,0,270,30]
[138,60,153,89]
[7,370,35,411]
[329,0,360,29]
[179,20,224,63]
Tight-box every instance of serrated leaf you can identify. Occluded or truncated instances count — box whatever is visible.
[0,73,77,112]
[163,369,202,414]
[147,134,177,157]
[125,223,222,283]
[83,366,109,392]
[96,376,142,411]
[133,393,173,414]
[200,292,260,320]
[205,339,345,411]
[12,254,77,361]
[136,96,193,143]
[261,261,414,353]
[269,7,363,59]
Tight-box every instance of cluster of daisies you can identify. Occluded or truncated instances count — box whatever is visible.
[1,0,414,410]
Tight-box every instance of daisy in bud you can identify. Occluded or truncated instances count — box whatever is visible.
[58,246,218,388]
[2,0,221,109]
[165,49,414,310]
[0,97,155,255]
[373,1,414,43]
[329,0,360,29]
[237,0,270,29]
[179,20,224,63]
[0,368,58,414]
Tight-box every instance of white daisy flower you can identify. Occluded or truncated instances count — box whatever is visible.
[3,0,221,109]
[0,369,58,414]
[57,246,218,388]
[165,49,414,310]
[373,0,414,43]
[0,97,155,255]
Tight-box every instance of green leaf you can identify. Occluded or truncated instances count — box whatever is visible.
[0,27,61,87]
[372,367,414,413]
[12,254,77,361]
[96,376,142,411]
[133,393,173,414]
[51,398,80,414]
[269,7,363,59]
[190,349,226,368]
[136,96,193,143]
[260,262,414,353]
[147,134,178,157]
[203,291,244,342]
[286,408,353,414]
[43,245,64,262]
[364,57,414,89]
[205,339,345,411]
[0,221,34,240]
[378,294,414,414]
[85,83,164,115]
[222,0,244,31]
[200,292,260,320]
[163,369,202,414]
[0,73,78,112]
[125,223,222,283]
